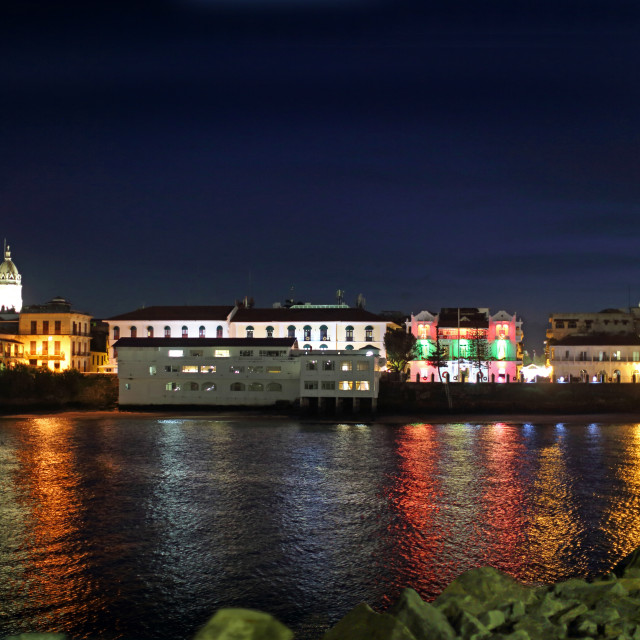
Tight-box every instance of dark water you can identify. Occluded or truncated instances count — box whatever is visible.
[1,416,640,639]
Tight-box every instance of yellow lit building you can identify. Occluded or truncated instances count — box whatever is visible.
[19,297,92,372]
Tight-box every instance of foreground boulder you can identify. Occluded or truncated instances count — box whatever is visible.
[193,608,293,640]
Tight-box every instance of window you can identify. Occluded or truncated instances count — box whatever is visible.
[357,361,370,371]
[267,366,281,373]
[365,325,373,341]
[182,325,188,338]
[323,360,334,371]
[43,321,49,334]
[199,326,206,338]
[555,321,564,329]
[229,365,245,374]
[634,352,640,362]
[320,325,328,341]
[31,321,37,334]
[202,383,216,391]
[202,364,216,373]
[340,360,352,371]
[125,383,131,390]
[249,382,264,392]
[230,382,245,391]
[54,321,61,334]
[42,341,48,355]
[418,324,428,339]
[303,344,312,350]
[165,365,179,372]
[182,365,199,373]
[130,326,137,338]
[287,325,296,338]
[190,350,203,357]
[246,326,254,338]
[304,381,319,390]
[216,325,223,338]
[54,341,61,355]
[149,366,157,375]
[214,349,230,357]
[345,345,354,351]
[321,381,335,390]
[190,382,199,391]
[164,326,171,338]
[168,350,184,357]
[303,325,312,341]
[339,381,353,390]
[259,350,287,357]
[239,350,254,357]
[356,381,370,391]
[113,326,120,340]
[320,344,328,349]
[248,366,263,374]
[306,360,318,370]
[266,382,282,392]
[165,382,180,391]
[345,326,354,341]
[266,326,274,338]
[146,326,154,338]
[568,321,577,329]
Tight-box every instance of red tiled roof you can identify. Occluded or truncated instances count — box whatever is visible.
[106,306,235,321]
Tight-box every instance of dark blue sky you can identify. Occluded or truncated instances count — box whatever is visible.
[2,0,639,352]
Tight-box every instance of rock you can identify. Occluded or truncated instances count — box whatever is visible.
[612,547,640,579]
[321,602,417,640]
[434,592,486,619]
[478,608,506,630]
[512,615,566,639]
[192,608,293,640]
[556,603,588,625]
[554,578,629,607]
[388,588,456,640]
[456,610,490,638]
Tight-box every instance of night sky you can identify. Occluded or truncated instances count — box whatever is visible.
[3,0,639,353]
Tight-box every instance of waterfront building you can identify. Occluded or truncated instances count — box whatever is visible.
[407,307,523,382]
[115,337,380,410]
[547,309,636,343]
[0,336,26,369]
[0,242,22,314]
[89,319,111,373]
[19,297,92,372]
[548,333,640,383]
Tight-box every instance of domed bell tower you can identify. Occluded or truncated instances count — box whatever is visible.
[0,240,23,313]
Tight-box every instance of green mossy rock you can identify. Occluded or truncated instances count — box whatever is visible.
[193,608,293,640]
[388,588,456,640]
[322,602,417,640]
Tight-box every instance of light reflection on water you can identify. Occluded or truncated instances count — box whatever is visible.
[1,417,640,639]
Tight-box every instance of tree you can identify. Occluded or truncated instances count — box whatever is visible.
[466,327,492,381]
[383,328,418,378]
[426,330,448,382]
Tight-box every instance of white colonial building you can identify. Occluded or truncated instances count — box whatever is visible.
[115,337,381,411]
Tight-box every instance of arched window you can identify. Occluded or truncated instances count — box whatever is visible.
[246,325,254,338]
[230,382,245,391]
[130,326,137,338]
[216,325,223,338]
[345,325,354,341]
[202,382,216,391]
[303,344,312,350]
[365,325,373,341]
[287,325,296,338]
[266,382,282,392]
[147,326,154,338]
[266,326,274,338]
[113,326,120,340]
[345,344,354,350]
[249,382,263,392]
[319,325,328,341]
[320,344,328,349]
[182,325,188,338]
[199,326,205,338]
[303,325,312,341]
[189,382,199,391]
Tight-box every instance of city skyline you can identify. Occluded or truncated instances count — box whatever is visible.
[3,0,640,353]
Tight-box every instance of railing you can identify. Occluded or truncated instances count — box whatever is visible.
[25,351,66,360]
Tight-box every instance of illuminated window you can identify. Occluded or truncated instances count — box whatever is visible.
[149,366,156,375]
[42,341,48,355]
[168,349,184,358]
[304,381,318,389]
[634,352,640,362]
[320,325,328,340]
[230,382,245,391]
[113,326,120,340]
[214,350,230,357]
[229,365,245,374]
[249,382,264,392]
[287,325,296,338]
[182,365,199,372]
[130,326,137,338]
[199,326,205,338]
[182,325,188,338]
[217,325,223,338]
[266,326,274,338]
[165,382,180,391]
[202,364,216,373]
[306,360,318,370]
[147,326,154,338]
[365,325,373,341]
[356,381,370,391]
[303,325,312,341]
[54,341,61,355]
[202,383,216,391]
[266,382,282,392]
[418,324,428,339]
[125,383,131,390]
[164,326,171,338]
[345,326,354,341]
[340,360,352,371]
[339,381,353,390]
[246,326,254,338]
[357,361,369,371]
[267,366,281,373]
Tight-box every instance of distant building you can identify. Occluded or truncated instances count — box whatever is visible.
[0,242,22,313]
[407,307,523,382]
[19,297,92,372]
[89,319,111,373]
[0,336,25,369]
[114,337,380,411]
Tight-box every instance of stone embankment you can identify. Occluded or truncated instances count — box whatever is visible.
[6,548,640,640]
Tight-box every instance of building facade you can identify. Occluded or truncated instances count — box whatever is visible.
[0,243,22,313]
[19,297,92,372]
[407,308,523,382]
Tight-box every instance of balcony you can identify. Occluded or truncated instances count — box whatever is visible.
[25,351,66,360]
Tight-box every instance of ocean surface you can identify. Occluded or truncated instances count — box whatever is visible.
[1,415,640,639]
